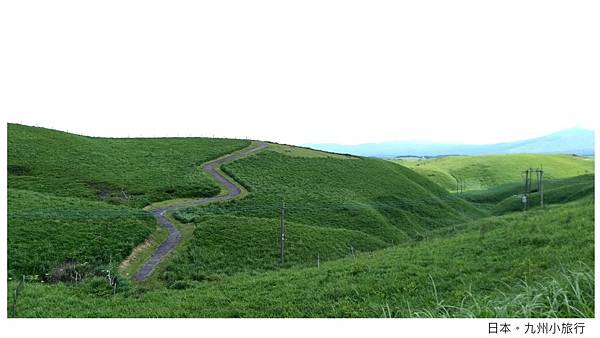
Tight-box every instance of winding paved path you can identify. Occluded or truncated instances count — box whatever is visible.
[133,141,268,281]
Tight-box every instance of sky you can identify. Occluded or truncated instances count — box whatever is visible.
[1,1,598,145]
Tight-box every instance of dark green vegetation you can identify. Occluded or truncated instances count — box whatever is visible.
[394,154,594,191]
[8,189,154,278]
[8,124,250,208]
[177,149,484,243]
[163,215,387,281]
[9,198,594,317]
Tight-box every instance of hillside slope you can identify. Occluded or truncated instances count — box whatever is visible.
[461,174,594,205]
[8,189,155,278]
[492,175,594,214]
[162,215,388,281]
[8,126,483,284]
[175,146,485,244]
[394,154,594,191]
[8,124,251,208]
[11,197,594,317]
[7,124,250,279]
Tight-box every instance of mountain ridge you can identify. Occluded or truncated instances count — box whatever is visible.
[305,128,594,158]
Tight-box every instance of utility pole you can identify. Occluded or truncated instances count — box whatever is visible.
[539,166,544,208]
[522,167,544,211]
[455,177,465,194]
[523,169,530,211]
[527,168,532,200]
[280,199,285,264]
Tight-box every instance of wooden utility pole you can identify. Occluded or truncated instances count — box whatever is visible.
[280,199,285,264]
[522,167,544,211]
[539,167,544,208]
[528,168,532,199]
[523,169,530,211]
[455,177,465,193]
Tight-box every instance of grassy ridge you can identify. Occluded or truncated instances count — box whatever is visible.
[176,150,485,243]
[394,154,594,191]
[461,174,594,205]
[9,198,594,317]
[8,124,250,208]
[492,177,594,215]
[162,215,388,282]
[8,189,155,278]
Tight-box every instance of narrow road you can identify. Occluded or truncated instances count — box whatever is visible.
[133,141,268,281]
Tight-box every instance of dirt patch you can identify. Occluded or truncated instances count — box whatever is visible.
[119,233,159,274]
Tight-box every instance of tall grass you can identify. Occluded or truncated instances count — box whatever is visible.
[412,264,594,318]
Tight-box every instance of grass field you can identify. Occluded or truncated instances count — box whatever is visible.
[6,125,595,318]
[491,175,594,215]
[8,124,250,208]
[7,124,250,281]
[393,154,594,191]
[9,198,594,317]
[162,215,388,282]
[176,150,485,244]
[8,189,155,278]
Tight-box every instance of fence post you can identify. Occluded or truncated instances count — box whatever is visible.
[12,275,25,317]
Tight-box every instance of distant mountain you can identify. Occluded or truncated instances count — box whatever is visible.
[305,128,594,158]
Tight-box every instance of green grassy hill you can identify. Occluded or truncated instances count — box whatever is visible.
[492,175,594,215]
[8,125,482,285]
[162,215,388,282]
[8,189,155,278]
[7,124,250,279]
[393,154,594,191]
[8,124,251,208]
[10,197,594,317]
[460,174,594,208]
[176,148,484,244]
[7,125,594,318]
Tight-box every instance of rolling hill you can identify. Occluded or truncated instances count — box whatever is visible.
[177,146,485,240]
[10,197,594,317]
[7,124,251,278]
[6,124,594,318]
[8,123,251,208]
[306,128,594,157]
[393,154,594,191]
[7,125,482,283]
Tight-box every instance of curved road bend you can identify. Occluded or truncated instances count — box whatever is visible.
[133,141,268,281]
